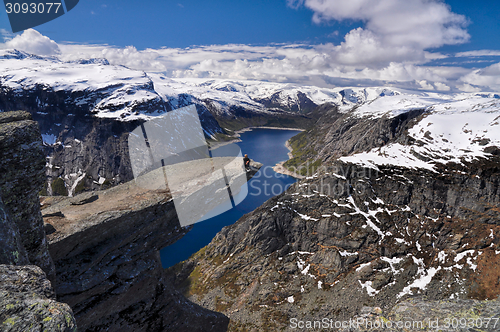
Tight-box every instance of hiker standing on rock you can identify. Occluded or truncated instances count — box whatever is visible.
[243,154,251,171]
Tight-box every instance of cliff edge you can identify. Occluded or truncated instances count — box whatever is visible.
[0,111,76,331]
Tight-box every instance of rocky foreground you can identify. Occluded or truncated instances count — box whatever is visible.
[168,97,500,331]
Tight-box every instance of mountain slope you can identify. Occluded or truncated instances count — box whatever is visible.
[168,93,500,331]
[284,92,500,174]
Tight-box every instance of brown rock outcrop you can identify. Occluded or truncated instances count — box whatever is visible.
[43,159,262,331]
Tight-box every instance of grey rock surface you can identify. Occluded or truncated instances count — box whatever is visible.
[0,265,77,332]
[0,196,29,266]
[44,183,228,332]
[341,298,500,331]
[247,160,263,180]
[284,105,426,172]
[69,192,98,205]
[0,111,77,331]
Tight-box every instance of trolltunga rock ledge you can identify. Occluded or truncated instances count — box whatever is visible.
[42,158,261,331]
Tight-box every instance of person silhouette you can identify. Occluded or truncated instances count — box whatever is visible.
[243,154,251,171]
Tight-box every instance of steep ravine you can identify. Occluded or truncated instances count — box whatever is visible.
[168,104,500,331]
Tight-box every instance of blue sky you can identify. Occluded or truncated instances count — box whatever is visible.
[1,0,362,48]
[1,0,500,92]
[1,0,498,51]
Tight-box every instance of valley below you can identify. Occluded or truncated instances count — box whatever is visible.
[166,96,500,331]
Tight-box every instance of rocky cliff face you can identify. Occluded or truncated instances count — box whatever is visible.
[0,111,55,281]
[41,185,226,331]
[283,104,427,176]
[0,111,76,331]
[168,96,500,331]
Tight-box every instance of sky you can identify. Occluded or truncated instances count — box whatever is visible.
[1,0,500,92]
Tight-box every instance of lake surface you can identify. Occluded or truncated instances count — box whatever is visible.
[160,128,301,268]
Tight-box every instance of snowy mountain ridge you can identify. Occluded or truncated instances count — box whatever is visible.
[2,48,500,175]
[341,97,500,171]
[3,48,497,125]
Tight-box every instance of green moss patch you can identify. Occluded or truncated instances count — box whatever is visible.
[51,178,68,196]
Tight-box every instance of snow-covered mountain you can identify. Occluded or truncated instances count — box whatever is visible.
[274,83,500,177]
[2,49,497,126]
[1,48,499,195]
[340,95,500,171]
[0,49,405,123]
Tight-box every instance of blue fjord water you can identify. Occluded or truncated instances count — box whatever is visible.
[160,128,301,268]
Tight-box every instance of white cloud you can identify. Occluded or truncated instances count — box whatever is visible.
[327,30,339,38]
[3,29,60,56]
[58,43,302,72]
[457,83,482,93]
[325,28,426,66]
[0,29,494,93]
[418,80,434,90]
[342,62,449,82]
[434,82,451,91]
[459,62,500,90]
[288,0,469,65]
[0,29,13,42]
[1,0,489,94]
[456,50,500,57]
[4,1,470,74]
